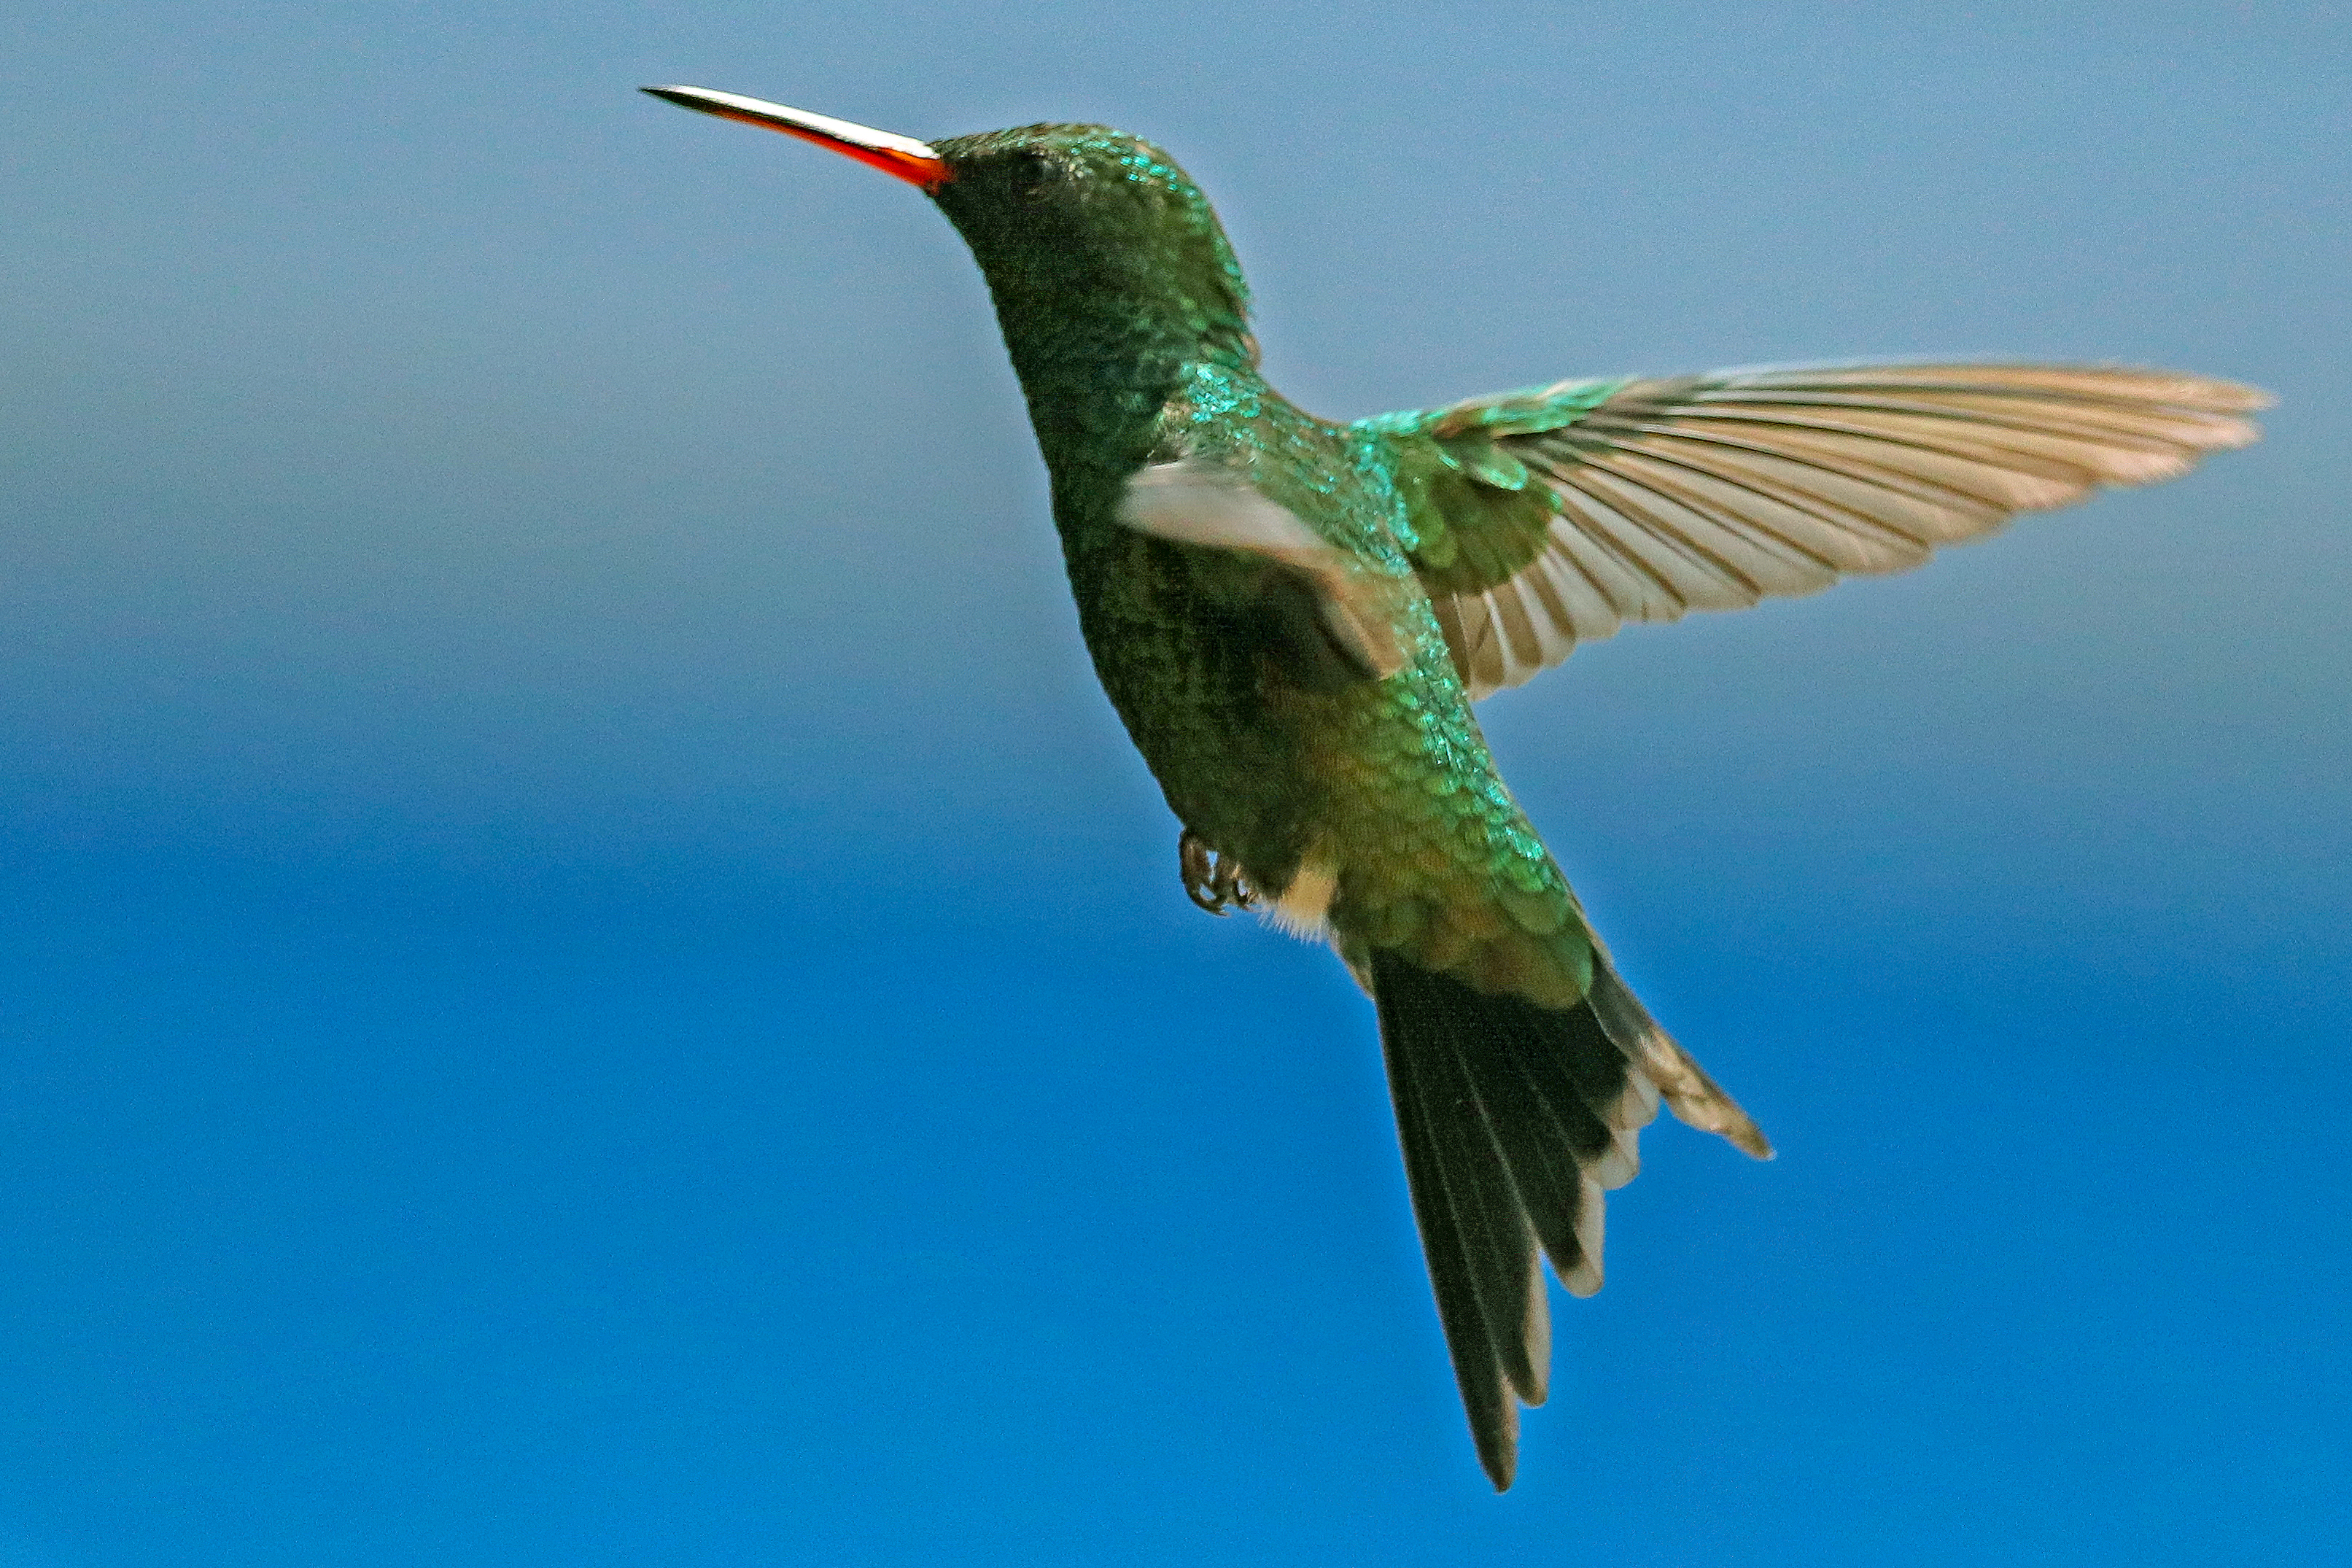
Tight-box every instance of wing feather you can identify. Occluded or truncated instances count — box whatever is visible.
[1382,362,2267,697]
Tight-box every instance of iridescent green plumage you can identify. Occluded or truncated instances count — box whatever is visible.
[931,129,1607,1009]
[934,128,1761,1487]
[645,86,2268,1490]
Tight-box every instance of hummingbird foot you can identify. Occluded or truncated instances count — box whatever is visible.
[1179,830,1258,916]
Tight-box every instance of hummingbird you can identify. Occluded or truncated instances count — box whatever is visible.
[641,83,2268,1489]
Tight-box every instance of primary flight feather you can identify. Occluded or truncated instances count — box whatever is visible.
[641,85,2267,1489]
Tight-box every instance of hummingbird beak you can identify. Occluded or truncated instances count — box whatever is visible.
[641,85,951,190]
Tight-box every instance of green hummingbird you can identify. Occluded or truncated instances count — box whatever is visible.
[643,83,2268,1489]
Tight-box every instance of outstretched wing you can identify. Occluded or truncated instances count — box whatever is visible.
[1359,363,2270,697]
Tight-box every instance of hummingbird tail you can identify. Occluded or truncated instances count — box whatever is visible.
[1367,947,1769,1490]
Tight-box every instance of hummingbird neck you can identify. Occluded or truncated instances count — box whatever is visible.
[994,300,1255,478]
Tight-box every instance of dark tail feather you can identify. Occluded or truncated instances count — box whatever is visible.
[1369,947,1769,1490]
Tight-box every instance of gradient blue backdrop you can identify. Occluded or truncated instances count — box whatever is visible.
[3,3,2345,1563]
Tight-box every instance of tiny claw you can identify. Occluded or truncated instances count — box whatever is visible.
[1180,831,1217,912]
[1218,858,1260,911]
[1179,830,1257,916]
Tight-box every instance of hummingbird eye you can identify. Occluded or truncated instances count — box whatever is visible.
[1004,150,1056,199]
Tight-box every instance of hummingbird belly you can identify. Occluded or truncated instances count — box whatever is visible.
[1067,521,1596,1008]
[1065,525,1326,896]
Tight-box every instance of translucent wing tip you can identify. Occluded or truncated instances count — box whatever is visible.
[1718,360,2273,414]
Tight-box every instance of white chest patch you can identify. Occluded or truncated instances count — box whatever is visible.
[1262,848,1338,942]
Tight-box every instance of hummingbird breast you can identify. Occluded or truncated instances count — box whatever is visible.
[1026,364,1370,897]
[1060,518,1328,896]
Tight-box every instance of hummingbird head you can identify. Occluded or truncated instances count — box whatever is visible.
[925,125,1251,352]
[643,88,1254,362]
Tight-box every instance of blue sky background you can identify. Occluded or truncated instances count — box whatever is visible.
[3,2,2347,1563]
